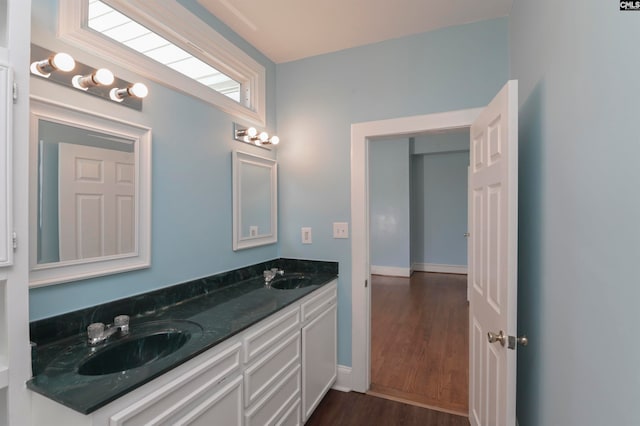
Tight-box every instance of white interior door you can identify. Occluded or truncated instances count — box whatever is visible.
[58,143,135,261]
[468,80,518,426]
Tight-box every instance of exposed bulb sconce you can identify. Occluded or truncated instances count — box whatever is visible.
[72,68,115,90]
[110,82,149,102]
[30,52,76,77]
[30,45,146,111]
[234,123,280,148]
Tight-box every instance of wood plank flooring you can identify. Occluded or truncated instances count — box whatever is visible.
[306,390,469,426]
[370,272,469,416]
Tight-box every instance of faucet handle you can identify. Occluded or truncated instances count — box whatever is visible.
[114,315,130,333]
[87,322,105,342]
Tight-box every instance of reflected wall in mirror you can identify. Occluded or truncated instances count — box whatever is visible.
[29,97,151,287]
[232,150,277,250]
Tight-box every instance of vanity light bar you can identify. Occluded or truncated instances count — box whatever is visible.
[233,123,280,149]
[30,44,147,111]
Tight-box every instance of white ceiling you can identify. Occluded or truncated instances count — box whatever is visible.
[197,0,512,63]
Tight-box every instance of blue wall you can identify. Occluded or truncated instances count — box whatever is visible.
[276,18,509,366]
[511,1,640,424]
[411,143,468,267]
[29,0,278,320]
[369,138,411,270]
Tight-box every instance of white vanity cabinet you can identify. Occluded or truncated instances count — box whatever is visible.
[300,284,338,422]
[31,339,245,426]
[31,280,338,425]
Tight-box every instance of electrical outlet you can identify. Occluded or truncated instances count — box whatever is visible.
[301,227,312,244]
[249,226,258,237]
[333,222,349,239]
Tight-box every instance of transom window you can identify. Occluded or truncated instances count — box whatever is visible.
[87,0,241,102]
[59,0,266,125]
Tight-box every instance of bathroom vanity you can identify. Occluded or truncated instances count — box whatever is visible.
[28,259,338,425]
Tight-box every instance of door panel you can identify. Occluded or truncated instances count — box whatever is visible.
[468,80,518,426]
[58,143,135,261]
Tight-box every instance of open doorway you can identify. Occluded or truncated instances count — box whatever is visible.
[367,130,470,415]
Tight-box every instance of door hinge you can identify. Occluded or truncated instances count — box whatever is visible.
[12,231,17,249]
[365,279,368,288]
[12,82,18,103]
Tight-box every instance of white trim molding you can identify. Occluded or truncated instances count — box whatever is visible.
[412,263,468,275]
[332,365,352,392]
[350,107,482,393]
[370,266,411,278]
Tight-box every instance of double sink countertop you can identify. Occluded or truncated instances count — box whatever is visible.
[27,258,338,414]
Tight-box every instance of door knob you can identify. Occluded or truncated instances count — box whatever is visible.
[464,232,470,238]
[487,330,506,346]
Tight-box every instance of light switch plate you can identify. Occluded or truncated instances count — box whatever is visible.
[301,227,312,244]
[333,222,349,239]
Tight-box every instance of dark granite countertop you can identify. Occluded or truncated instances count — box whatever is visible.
[27,259,338,414]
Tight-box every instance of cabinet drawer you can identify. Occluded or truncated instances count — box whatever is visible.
[244,331,301,407]
[109,342,241,425]
[245,365,301,426]
[276,397,301,426]
[164,375,242,426]
[244,305,300,364]
[301,281,337,323]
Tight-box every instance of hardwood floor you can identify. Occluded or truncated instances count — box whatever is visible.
[306,390,469,426]
[370,272,469,416]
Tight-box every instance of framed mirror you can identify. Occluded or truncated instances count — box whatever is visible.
[232,150,277,250]
[29,97,151,287]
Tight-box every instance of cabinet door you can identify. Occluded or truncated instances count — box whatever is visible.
[301,303,337,422]
[0,65,12,267]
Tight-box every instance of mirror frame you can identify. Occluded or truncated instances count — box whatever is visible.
[232,150,277,250]
[29,96,152,287]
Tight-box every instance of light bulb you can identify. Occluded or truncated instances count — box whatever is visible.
[51,53,76,72]
[259,131,269,142]
[129,82,148,98]
[247,127,258,138]
[269,135,280,145]
[73,68,115,90]
[93,68,115,86]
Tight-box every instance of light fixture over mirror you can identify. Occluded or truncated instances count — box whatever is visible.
[234,123,280,149]
[30,44,147,110]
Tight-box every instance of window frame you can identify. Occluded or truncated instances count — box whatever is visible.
[59,0,266,126]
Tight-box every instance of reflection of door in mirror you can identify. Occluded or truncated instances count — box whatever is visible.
[58,143,135,261]
[37,119,136,265]
[240,162,271,239]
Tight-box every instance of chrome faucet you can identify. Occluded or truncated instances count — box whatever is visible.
[263,268,284,286]
[87,315,130,346]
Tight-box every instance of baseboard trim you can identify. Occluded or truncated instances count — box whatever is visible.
[370,265,411,277]
[412,263,467,275]
[332,365,352,392]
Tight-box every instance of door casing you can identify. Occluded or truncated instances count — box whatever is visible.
[350,107,482,393]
